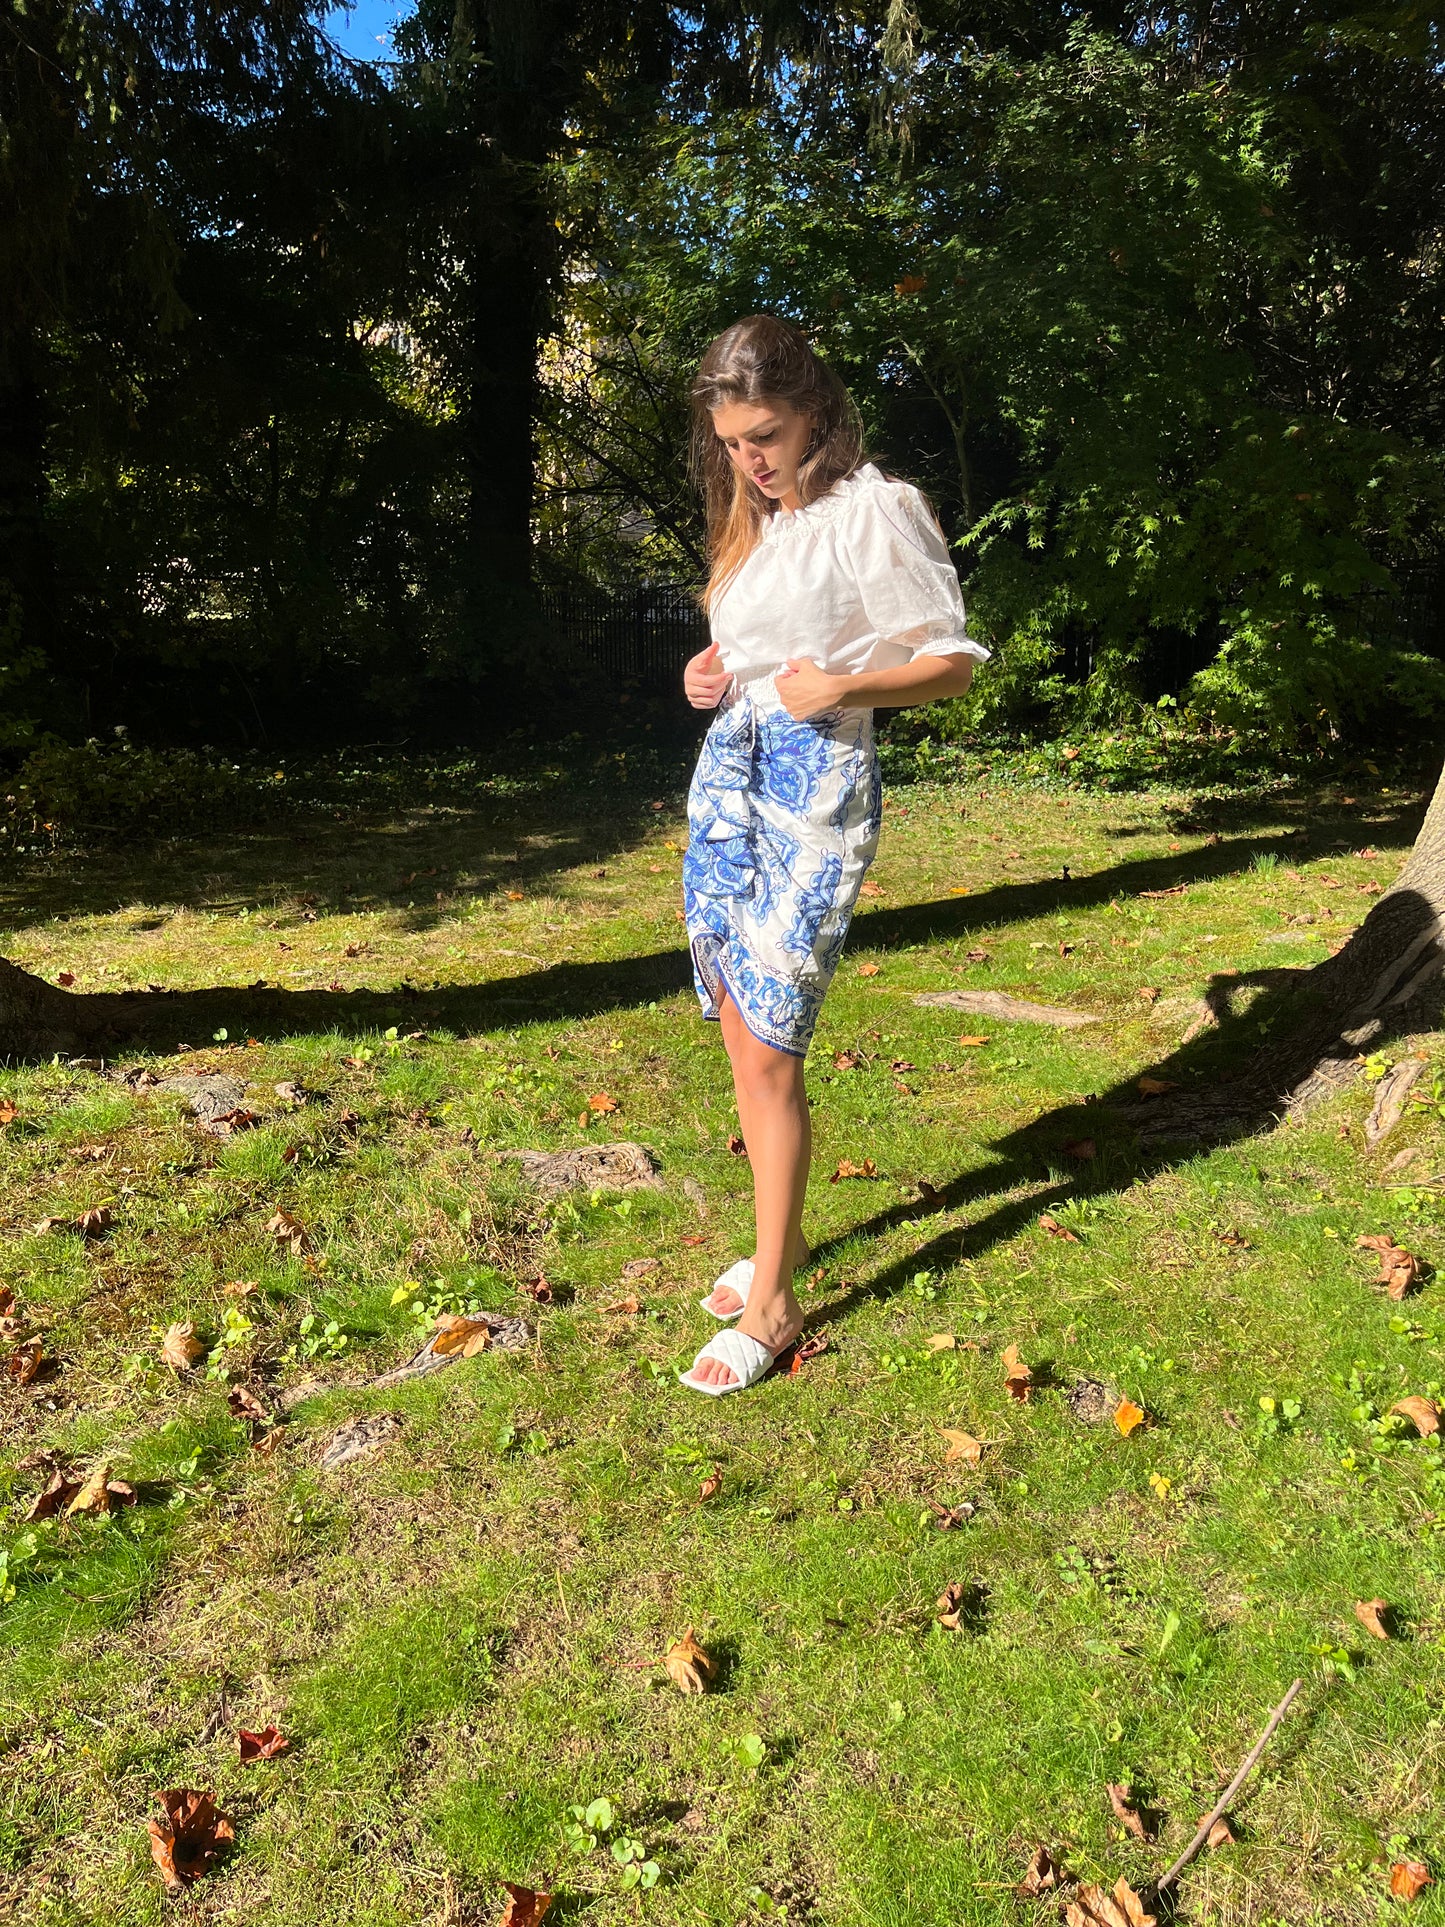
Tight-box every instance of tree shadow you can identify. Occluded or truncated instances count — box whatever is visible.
[805,885,1445,1326]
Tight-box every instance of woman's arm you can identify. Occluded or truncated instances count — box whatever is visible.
[776,651,974,719]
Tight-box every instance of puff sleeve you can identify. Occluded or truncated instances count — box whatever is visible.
[841,480,991,665]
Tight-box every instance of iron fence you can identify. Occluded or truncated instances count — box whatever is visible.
[541,583,706,686]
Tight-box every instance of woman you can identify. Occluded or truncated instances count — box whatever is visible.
[678,315,990,1397]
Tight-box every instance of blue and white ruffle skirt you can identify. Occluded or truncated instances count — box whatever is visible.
[683,673,882,1057]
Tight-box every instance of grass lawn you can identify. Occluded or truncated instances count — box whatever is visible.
[3,749,1444,1926]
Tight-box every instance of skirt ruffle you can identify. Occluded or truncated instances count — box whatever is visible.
[682,674,881,1057]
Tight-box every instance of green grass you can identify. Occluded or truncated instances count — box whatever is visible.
[3,757,1444,1924]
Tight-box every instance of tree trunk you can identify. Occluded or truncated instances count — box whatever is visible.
[0,348,56,671]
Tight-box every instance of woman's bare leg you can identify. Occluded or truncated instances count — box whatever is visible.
[703,990,811,1316]
[692,993,810,1386]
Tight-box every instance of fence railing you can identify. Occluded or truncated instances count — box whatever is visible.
[544,562,1445,694]
[541,584,705,686]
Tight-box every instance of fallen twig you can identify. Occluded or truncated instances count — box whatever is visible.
[1155,1677,1303,1894]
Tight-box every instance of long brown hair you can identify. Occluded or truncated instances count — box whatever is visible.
[690,315,865,611]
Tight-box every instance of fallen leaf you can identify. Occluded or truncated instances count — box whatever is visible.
[664,1627,716,1694]
[1139,885,1187,899]
[788,1332,830,1375]
[727,1132,746,1156]
[237,1725,289,1763]
[1354,1598,1392,1641]
[1017,1845,1071,1897]
[941,1428,983,1465]
[936,1580,968,1630]
[1062,1137,1096,1161]
[1001,1343,1033,1402]
[915,1179,945,1212]
[266,1209,313,1256]
[227,1385,271,1425]
[957,1034,990,1047]
[856,961,881,977]
[499,1885,554,1927]
[1039,1212,1081,1242]
[965,948,991,963]
[519,1275,554,1303]
[1215,1229,1252,1248]
[161,1321,206,1372]
[1113,1398,1146,1437]
[1136,1076,1178,1096]
[66,1462,136,1517]
[698,1465,723,1503]
[147,1789,235,1893]
[1064,1877,1157,1927]
[57,971,75,987]
[1356,1234,1421,1299]
[1391,1395,1441,1436]
[927,1499,976,1529]
[830,1158,878,1181]
[1389,1861,1433,1901]
[681,1235,705,1247]
[1199,1814,1236,1849]
[1138,986,1160,1004]
[859,879,884,897]
[587,1092,619,1113]
[26,1462,82,1520]
[832,1048,863,1070]
[224,1279,259,1298]
[602,1295,643,1316]
[622,1257,660,1279]
[0,1100,16,1126]
[34,1215,73,1235]
[7,1338,45,1385]
[927,1334,956,1352]
[0,1287,12,1318]
[1106,1783,1155,1841]
[432,1314,493,1357]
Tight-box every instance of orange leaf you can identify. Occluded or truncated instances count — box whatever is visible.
[1113,1398,1146,1437]
[238,1725,289,1763]
[1391,1395,1440,1436]
[432,1314,492,1357]
[1039,1212,1081,1242]
[957,1034,990,1047]
[1106,1783,1154,1841]
[587,1092,619,1113]
[856,960,881,977]
[6,1337,44,1385]
[1136,1076,1178,1096]
[941,1427,983,1465]
[894,273,928,295]
[1017,1845,1070,1897]
[1354,1598,1392,1640]
[1001,1343,1032,1402]
[1064,1876,1157,1927]
[1389,1861,1432,1901]
[664,1626,715,1694]
[147,1790,235,1893]
[26,1462,82,1521]
[0,1100,16,1125]
[266,1209,313,1255]
[499,1886,554,1927]
[698,1464,723,1503]
[858,879,884,897]
[927,1334,956,1352]
[830,1158,878,1181]
[602,1296,643,1315]
[936,1580,967,1629]
[161,1321,205,1372]
[65,1461,136,1518]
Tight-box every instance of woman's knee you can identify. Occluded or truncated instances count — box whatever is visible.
[732,1034,801,1104]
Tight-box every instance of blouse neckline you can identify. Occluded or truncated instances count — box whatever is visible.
[759,462,880,541]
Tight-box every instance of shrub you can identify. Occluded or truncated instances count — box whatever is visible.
[1,734,273,850]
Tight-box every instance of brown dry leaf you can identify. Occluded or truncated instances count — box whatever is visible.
[1001,1342,1033,1402]
[0,1286,13,1318]
[927,1334,956,1352]
[1113,1398,1146,1437]
[856,960,881,977]
[237,1725,290,1763]
[726,1132,746,1156]
[936,1581,967,1630]
[66,1462,136,1518]
[1389,1861,1433,1901]
[602,1295,643,1316]
[830,1158,878,1182]
[499,1886,554,1927]
[1199,1814,1237,1849]
[0,1099,16,1126]
[927,1499,976,1529]
[1138,986,1161,1004]
[1017,1845,1070,1897]
[915,1179,945,1211]
[1391,1395,1441,1437]
[253,1427,285,1458]
[957,1034,990,1047]
[1106,1783,1155,1842]
[1064,1877,1157,1927]
[224,1279,259,1298]
[621,1257,660,1279]
[57,971,75,987]
[34,1215,72,1235]
[966,948,991,964]
[1139,885,1187,900]
[519,1275,554,1303]
[1136,1076,1178,1096]
[698,1464,723,1503]
[587,1092,619,1113]
[266,1209,313,1256]
[788,1332,830,1374]
[1062,1136,1096,1161]
[1357,1234,1421,1299]
[832,1048,863,1070]
[26,1463,82,1521]
[1215,1229,1252,1248]
[227,1385,271,1425]
[663,1627,716,1694]
[941,1428,984,1466]
[161,1321,205,1372]
[432,1314,493,1358]
[859,879,884,897]
[1039,1212,1081,1242]
[146,1789,235,1893]
[7,1338,44,1385]
[1354,1598,1392,1641]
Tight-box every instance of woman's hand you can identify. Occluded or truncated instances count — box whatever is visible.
[776,657,842,720]
[684,641,732,709]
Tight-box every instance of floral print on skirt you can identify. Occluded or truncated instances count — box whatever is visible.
[683,673,882,1057]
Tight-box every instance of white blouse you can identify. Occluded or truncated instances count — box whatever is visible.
[711,461,990,686]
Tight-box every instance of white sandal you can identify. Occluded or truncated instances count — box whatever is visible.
[698,1258,754,1320]
[680,1328,790,1397]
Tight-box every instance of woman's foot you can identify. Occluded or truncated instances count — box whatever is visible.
[688,1286,804,1390]
[701,1233,812,1318]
